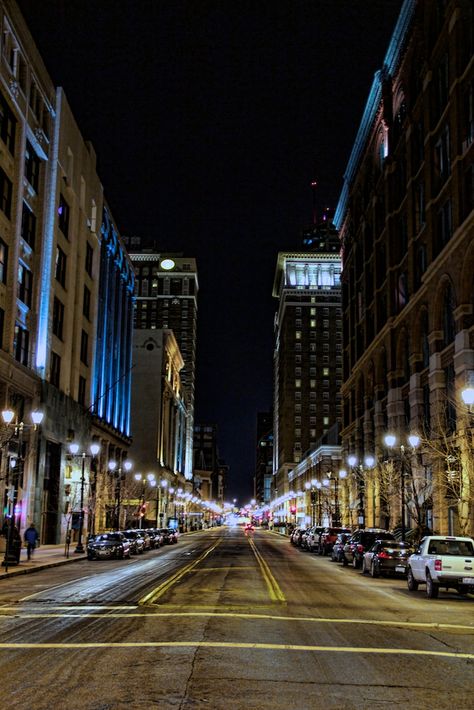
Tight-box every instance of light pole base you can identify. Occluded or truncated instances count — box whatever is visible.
[74,544,85,554]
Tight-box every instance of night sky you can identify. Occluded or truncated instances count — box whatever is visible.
[17,0,402,502]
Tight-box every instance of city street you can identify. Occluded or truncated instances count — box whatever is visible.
[0,527,472,710]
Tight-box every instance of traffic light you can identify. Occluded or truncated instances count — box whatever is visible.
[290,506,297,515]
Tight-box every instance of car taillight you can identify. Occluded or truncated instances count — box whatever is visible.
[378,551,390,559]
[357,544,364,553]
[434,559,442,571]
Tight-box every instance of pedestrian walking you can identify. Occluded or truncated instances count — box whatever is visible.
[24,524,39,561]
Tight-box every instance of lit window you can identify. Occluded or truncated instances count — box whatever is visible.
[323,417,329,425]
[295,379,301,388]
[310,319,316,328]
[295,331,301,340]
[323,367,329,376]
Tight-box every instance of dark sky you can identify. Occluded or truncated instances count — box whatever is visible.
[18,0,402,502]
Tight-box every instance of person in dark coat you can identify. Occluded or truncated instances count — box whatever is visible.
[24,524,39,560]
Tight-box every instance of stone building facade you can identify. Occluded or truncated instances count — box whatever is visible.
[334,0,474,536]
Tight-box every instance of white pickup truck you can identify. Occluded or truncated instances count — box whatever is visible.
[407,535,474,598]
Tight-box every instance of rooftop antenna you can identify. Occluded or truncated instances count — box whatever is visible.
[310,179,318,225]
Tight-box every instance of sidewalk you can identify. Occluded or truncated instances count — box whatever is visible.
[0,543,86,580]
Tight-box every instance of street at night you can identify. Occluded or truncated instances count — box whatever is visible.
[1,527,472,709]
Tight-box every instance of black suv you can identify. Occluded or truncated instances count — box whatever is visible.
[343,528,396,568]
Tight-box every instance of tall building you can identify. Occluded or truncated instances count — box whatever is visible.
[124,239,198,482]
[272,221,343,510]
[255,411,273,505]
[334,0,474,536]
[0,1,134,544]
[193,424,226,505]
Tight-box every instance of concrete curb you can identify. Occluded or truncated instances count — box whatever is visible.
[0,554,86,580]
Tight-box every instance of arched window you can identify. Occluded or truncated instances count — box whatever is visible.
[442,283,456,346]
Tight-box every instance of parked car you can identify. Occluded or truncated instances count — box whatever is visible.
[122,530,146,554]
[290,528,307,547]
[160,528,178,544]
[87,532,131,560]
[305,526,324,552]
[318,527,352,556]
[300,528,314,550]
[331,532,352,562]
[146,529,164,547]
[362,540,414,577]
[407,535,474,598]
[343,529,396,568]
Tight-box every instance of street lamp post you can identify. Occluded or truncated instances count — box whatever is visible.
[384,433,420,541]
[108,458,132,531]
[69,442,100,553]
[135,472,155,528]
[1,408,43,571]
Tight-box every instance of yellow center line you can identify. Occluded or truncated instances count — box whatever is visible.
[0,640,471,660]
[191,567,255,572]
[248,537,285,603]
[0,611,471,633]
[138,540,221,605]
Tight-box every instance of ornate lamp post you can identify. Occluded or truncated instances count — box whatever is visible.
[1,408,43,570]
[384,433,420,541]
[346,454,375,529]
[135,472,155,528]
[69,441,101,553]
[108,458,132,531]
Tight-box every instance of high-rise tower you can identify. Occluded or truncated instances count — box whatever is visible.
[125,239,198,481]
[272,221,342,498]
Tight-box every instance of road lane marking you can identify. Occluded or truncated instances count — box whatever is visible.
[248,537,285,603]
[191,567,255,572]
[138,540,221,605]
[0,641,471,660]
[0,611,471,633]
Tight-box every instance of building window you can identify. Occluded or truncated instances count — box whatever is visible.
[295,331,301,340]
[0,237,8,283]
[295,379,301,388]
[85,242,93,276]
[310,319,316,328]
[83,285,91,320]
[80,330,89,365]
[310,379,316,388]
[18,263,32,307]
[433,125,450,190]
[58,194,70,237]
[52,297,64,340]
[24,141,40,192]
[436,199,452,253]
[13,323,29,366]
[21,203,36,249]
[55,246,67,286]
[78,376,86,406]
[0,166,12,218]
[50,351,61,387]
[0,91,16,155]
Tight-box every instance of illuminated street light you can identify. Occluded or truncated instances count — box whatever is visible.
[69,442,101,552]
[384,433,420,541]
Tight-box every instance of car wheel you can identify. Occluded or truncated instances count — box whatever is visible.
[361,558,367,574]
[322,545,328,556]
[457,585,468,596]
[342,556,348,566]
[426,572,439,599]
[407,567,418,591]
[352,555,359,569]
[87,554,94,561]
[370,561,378,578]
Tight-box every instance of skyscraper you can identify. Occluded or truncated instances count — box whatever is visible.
[125,240,198,480]
[272,221,342,501]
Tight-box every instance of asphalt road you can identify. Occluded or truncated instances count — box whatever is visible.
[0,527,472,710]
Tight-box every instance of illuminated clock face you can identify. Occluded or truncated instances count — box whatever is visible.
[161,258,175,270]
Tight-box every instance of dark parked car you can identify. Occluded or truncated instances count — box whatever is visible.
[131,529,152,551]
[318,527,352,556]
[87,532,131,560]
[343,529,396,568]
[362,540,415,577]
[122,530,146,554]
